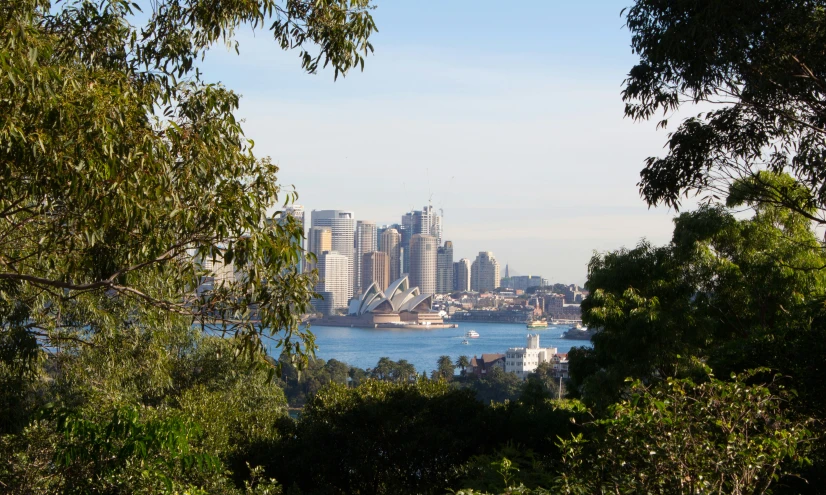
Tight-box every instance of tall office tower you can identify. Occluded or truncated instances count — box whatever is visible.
[361,251,390,291]
[409,234,437,295]
[471,251,501,292]
[420,204,443,244]
[353,220,377,295]
[431,213,443,245]
[380,228,401,281]
[313,250,349,315]
[282,205,305,272]
[400,211,418,274]
[436,241,454,294]
[306,226,332,273]
[454,258,471,292]
[310,210,355,302]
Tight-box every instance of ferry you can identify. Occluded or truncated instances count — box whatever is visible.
[526,318,548,329]
[465,330,480,339]
[562,324,598,340]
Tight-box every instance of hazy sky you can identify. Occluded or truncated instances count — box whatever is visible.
[199,1,687,284]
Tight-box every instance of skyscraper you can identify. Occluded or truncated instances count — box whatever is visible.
[454,258,471,292]
[380,228,401,281]
[471,251,500,292]
[409,234,437,296]
[310,210,355,302]
[399,205,444,274]
[282,204,305,273]
[436,240,454,294]
[353,220,377,295]
[306,226,332,273]
[361,251,390,291]
[313,250,349,315]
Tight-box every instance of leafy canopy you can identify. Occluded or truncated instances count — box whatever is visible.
[0,0,377,376]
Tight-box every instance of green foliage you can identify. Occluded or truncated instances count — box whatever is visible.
[0,326,289,494]
[556,371,812,495]
[624,0,826,222]
[0,0,378,380]
[437,354,455,380]
[455,367,523,404]
[575,186,826,408]
[267,379,488,494]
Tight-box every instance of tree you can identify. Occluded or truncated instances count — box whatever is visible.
[437,355,455,380]
[0,0,378,386]
[556,370,813,495]
[623,0,826,224]
[574,180,826,408]
[456,355,470,375]
[394,359,417,383]
[372,357,395,381]
[267,379,487,494]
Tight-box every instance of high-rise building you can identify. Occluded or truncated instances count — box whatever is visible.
[454,258,471,292]
[471,251,500,292]
[436,240,454,294]
[282,205,305,273]
[353,220,377,295]
[306,226,332,273]
[409,234,437,296]
[310,210,355,302]
[380,228,401,281]
[313,250,349,315]
[361,251,390,291]
[399,205,443,274]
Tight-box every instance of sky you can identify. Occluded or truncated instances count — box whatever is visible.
[198,1,689,285]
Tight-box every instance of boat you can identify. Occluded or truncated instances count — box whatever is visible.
[461,339,469,345]
[562,324,598,340]
[465,330,480,339]
[526,318,548,329]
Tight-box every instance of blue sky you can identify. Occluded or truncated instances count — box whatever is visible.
[199,1,685,284]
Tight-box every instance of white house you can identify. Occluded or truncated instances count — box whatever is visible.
[504,334,558,379]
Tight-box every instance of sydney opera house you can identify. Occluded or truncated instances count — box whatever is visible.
[312,275,450,328]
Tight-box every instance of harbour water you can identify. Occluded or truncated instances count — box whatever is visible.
[270,321,593,374]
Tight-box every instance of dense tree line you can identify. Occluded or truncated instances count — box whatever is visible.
[2,0,826,493]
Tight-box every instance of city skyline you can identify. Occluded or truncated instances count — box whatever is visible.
[197,0,688,284]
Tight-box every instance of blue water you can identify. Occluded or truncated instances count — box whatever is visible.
[274,322,593,374]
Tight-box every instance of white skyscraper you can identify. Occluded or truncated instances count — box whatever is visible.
[313,250,349,315]
[353,220,377,295]
[471,251,500,292]
[311,210,355,302]
[409,234,437,296]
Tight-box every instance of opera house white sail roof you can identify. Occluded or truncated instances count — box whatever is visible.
[348,275,433,316]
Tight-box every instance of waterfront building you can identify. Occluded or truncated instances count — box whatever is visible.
[436,241,454,294]
[310,210,355,301]
[306,226,332,273]
[504,334,558,379]
[313,250,350,315]
[361,251,390,292]
[380,228,401,282]
[471,251,500,292]
[468,354,505,376]
[409,234,437,296]
[353,220,377,295]
[454,258,471,292]
[344,275,445,327]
